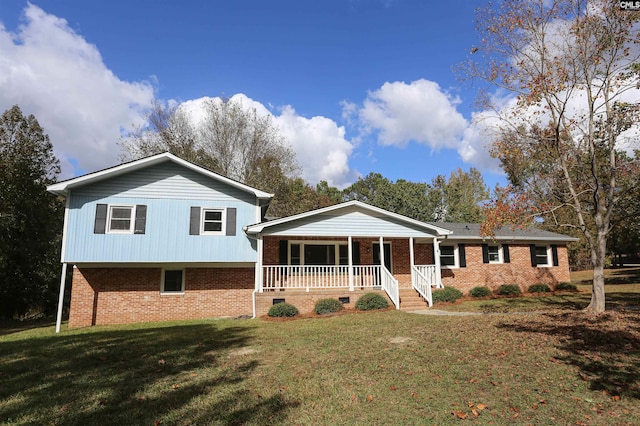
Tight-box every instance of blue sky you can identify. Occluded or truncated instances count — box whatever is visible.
[0,0,503,188]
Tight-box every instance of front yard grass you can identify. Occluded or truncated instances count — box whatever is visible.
[2,306,640,425]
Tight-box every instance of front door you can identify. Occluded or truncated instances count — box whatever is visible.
[372,243,392,273]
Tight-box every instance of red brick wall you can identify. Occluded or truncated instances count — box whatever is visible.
[440,244,571,293]
[69,266,254,328]
[255,289,391,316]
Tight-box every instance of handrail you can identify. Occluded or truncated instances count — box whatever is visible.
[262,265,382,291]
[412,266,433,307]
[414,264,440,288]
[380,266,400,309]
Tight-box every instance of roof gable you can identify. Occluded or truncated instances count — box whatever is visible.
[245,201,452,237]
[47,153,273,200]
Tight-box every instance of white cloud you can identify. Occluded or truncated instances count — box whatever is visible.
[358,79,468,149]
[177,94,357,188]
[0,4,155,177]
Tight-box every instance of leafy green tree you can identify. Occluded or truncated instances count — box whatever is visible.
[430,168,489,223]
[0,105,62,318]
[469,0,640,312]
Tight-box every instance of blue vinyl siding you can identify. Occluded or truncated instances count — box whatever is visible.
[64,164,258,263]
[265,210,439,238]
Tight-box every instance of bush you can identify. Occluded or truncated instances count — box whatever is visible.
[314,298,343,315]
[432,287,464,303]
[355,293,389,311]
[469,286,492,298]
[556,282,578,291]
[528,284,551,293]
[268,302,299,317]
[496,284,522,296]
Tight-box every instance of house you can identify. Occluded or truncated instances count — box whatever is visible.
[48,153,578,331]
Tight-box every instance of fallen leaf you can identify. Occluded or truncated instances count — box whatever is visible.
[612,395,621,401]
[451,411,468,419]
[171,384,179,389]
[367,395,373,402]
[472,408,479,417]
[476,404,488,411]
[351,393,357,402]
[158,359,165,365]
[389,385,397,391]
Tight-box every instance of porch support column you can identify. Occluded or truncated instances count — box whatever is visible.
[409,237,415,288]
[55,263,68,334]
[379,236,385,269]
[255,235,263,292]
[348,236,354,291]
[433,237,442,288]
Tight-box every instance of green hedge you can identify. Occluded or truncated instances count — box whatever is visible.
[268,302,299,317]
[528,284,551,293]
[432,287,464,303]
[314,298,343,315]
[355,293,389,311]
[496,284,522,296]
[556,282,577,291]
[469,286,492,298]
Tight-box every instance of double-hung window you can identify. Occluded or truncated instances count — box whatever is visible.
[202,208,225,235]
[535,246,550,266]
[440,246,457,267]
[487,245,500,263]
[108,205,134,233]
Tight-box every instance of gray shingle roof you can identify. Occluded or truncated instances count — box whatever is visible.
[427,222,579,242]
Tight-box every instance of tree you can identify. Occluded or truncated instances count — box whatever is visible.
[0,105,62,318]
[429,168,489,223]
[469,0,640,312]
[120,97,299,214]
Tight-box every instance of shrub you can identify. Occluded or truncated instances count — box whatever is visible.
[314,298,343,315]
[268,302,299,317]
[556,282,578,291]
[355,293,389,311]
[496,284,522,296]
[469,286,492,298]
[528,284,551,293]
[432,287,464,303]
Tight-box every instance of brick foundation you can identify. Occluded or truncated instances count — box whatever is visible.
[255,289,391,316]
[69,266,255,328]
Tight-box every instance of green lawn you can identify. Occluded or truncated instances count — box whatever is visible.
[2,306,640,425]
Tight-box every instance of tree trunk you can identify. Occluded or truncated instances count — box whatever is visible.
[585,232,607,313]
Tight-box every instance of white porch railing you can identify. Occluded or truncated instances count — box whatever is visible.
[412,266,433,307]
[262,265,383,291]
[380,266,400,310]
[415,264,442,288]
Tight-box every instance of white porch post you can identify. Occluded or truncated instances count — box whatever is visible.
[433,237,442,287]
[379,236,385,268]
[255,236,263,292]
[409,237,415,287]
[348,236,354,291]
[55,263,68,333]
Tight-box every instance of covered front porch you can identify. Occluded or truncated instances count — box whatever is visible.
[257,235,444,310]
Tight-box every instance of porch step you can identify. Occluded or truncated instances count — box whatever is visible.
[399,288,430,311]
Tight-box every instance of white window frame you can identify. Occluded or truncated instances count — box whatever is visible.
[288,240,348,266]
[487,245,503,264]
[107,204,136,234]
[440,244,459,269]
[161,269,185,294]
[201,208,226,235]
[535,245,552,267]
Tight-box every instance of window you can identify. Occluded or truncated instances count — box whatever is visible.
[440,246,456,267]
[287,241,348,266]
[108,205,134,233]
[487,246,500,263]
[162,269,184,294]
[535,246,550,266]
[201,208,225,234]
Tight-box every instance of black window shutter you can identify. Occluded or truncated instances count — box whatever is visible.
[352,241,361,265]
[459,244,466,268]
[530,244,537,266]
[279,240,289,265]
[225,208,236,236]
[481,244,489,264]
[551,245,559,266]
[134,205,147,234]
[503,244,511,263]
[94,204,107,234]
[189,207,201,235]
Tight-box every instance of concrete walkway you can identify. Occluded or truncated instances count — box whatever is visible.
[407,309,546,316]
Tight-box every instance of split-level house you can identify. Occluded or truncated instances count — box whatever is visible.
[47,153,578,330]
